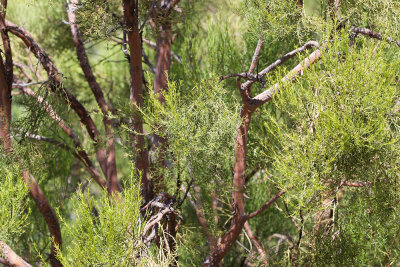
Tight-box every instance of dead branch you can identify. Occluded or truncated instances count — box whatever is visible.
[249,37,264,74]
[0,240,32,267]
[242,41,319,91]
[250,48,322,107]
[351,26,400,47]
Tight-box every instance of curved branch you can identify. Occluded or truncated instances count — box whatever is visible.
[5,19,109,180]
[22,171,62,267]
[14,86,107,188]
[67,0,119,193]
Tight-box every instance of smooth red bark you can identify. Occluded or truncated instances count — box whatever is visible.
[123,0,153,203]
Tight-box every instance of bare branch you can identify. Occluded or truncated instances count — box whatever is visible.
[248,37,264,74]
[250,48,322,107]
[14,85,107,188]
[247,188,288,219]
[0,241,32,267]
[244,222,268,266]
[242,41,319,91]
[351,26,400,47]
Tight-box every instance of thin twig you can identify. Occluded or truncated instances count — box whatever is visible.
[247,188,289,219]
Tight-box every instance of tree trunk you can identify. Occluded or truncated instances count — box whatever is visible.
[123,0,153,203]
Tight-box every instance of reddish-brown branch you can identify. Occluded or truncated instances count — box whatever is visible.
[244,222,268,266]
[22,171,62,267]
[0,56,11,150]
[67,0,120,193]
[142,38,182,63]
[0,0,13,90]
[0,240,32,267]
[0,1,12,151]
[203,215,247,266]
[0,19,62,267]
[14,85,107,188]
[153,22,171,103]
[5,20,109,180]
[123,0,153,203]
[247,189,288,219]
[205,41,322,266]
[203,92,253,265]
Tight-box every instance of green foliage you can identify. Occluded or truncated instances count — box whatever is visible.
[0,160,29,243]
[4,0,400,265]
[142,77,240,193]
[57,171,171,266]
